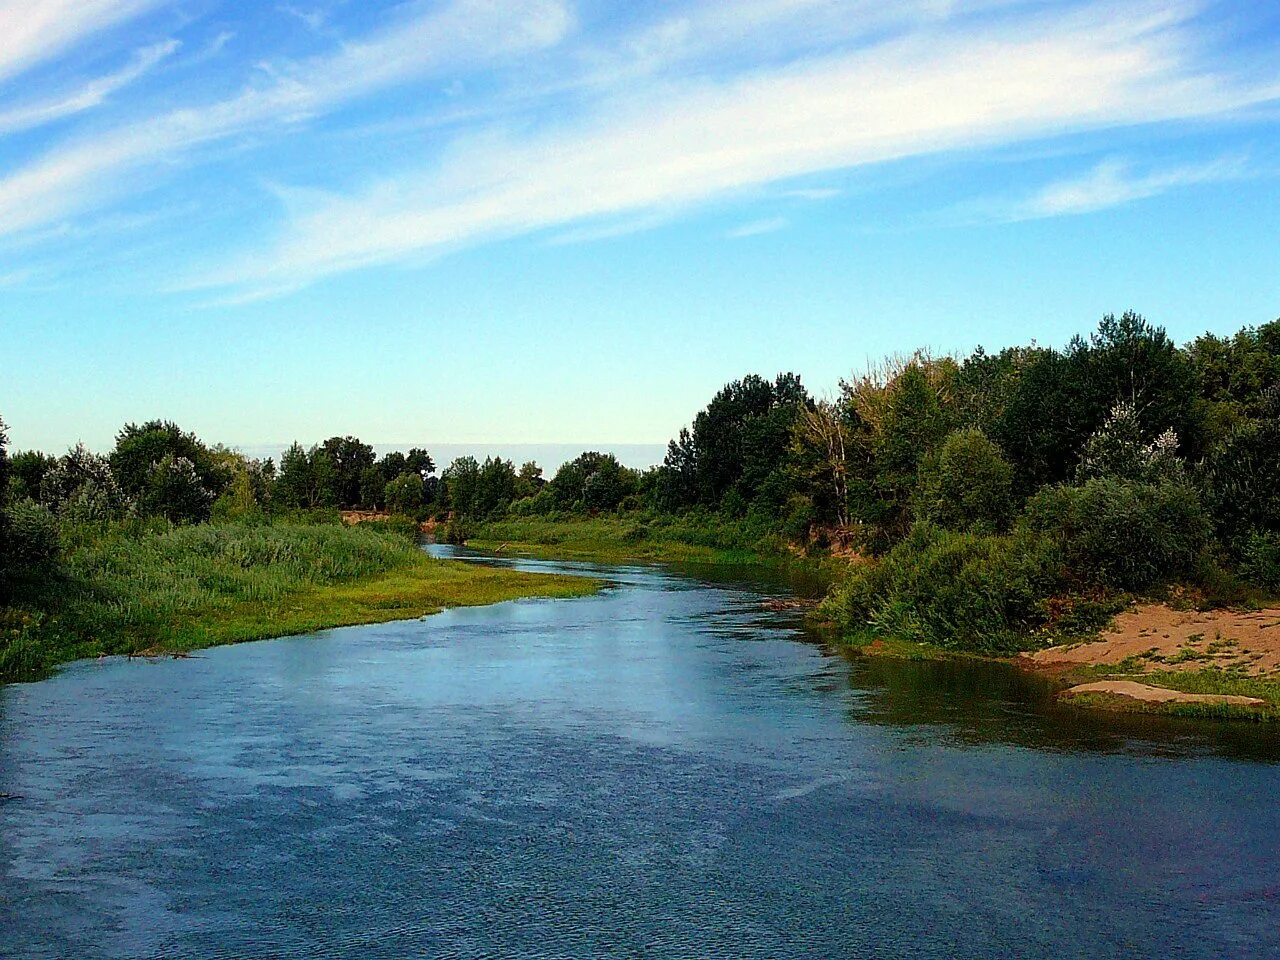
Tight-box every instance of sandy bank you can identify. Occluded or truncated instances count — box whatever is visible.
[1026,603,1280,676]
[1060,680,1266,706]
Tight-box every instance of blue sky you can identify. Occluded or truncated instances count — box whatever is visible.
[2,0,1278,455]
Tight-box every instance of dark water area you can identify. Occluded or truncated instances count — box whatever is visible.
[2,546,1278,959]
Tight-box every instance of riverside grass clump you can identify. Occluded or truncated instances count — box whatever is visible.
[0,519,597,681]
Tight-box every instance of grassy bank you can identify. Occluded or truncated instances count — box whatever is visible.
[0,520,598,682]
[465,514,844,576]
[465,514,794,565]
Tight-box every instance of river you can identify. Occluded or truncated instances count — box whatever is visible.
[2,546,1278,959]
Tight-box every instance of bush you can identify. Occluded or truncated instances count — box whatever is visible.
[1,499,61,578]
[1021,477,1211,591]
[914,428,1015,533]
[819,523,1067,653]
[1240,531,1280,592]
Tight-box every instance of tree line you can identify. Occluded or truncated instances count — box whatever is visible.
[3,311,1279,647]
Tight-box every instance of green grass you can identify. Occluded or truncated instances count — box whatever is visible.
[468,514,802,566]
[1,520,598,682]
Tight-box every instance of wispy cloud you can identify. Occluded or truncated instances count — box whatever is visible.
[0,0,572,236]
[195,1,1280,294]
[726,216,788,238]
[781,187,841,201]
[0,0,165,85]
[0,40,178,136]
[1012,155,1249,219]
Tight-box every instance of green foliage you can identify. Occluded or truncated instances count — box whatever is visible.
[913,428,1015,533]
[0,519,592,680]
[548,452,637,512]
[819,523,1068,653]
[1240,531,1280,592]
[1022,477,1211,591]
[1076,401,1182,483]
[359,465,386,510]
[659,372,810,509]
[39,443,128,522]
[1187,319,1280,443]
[110,420,227,521]
[317,436,376,508]
[385,471,425,516]
[0,500,60,579]
[8,450,55,502]
[1198,397,1280,547]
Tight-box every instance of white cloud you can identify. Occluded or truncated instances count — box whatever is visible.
[0,0,572,235]
[0,40,178,136]
[781,187,841,201]
[1013,155,1248,219]
[726,216,788,238]
[196,2,1279,293]
[0,0,164,84]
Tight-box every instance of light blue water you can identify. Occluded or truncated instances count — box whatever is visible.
[2,547,1277,959]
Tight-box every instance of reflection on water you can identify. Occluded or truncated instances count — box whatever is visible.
[1,546,1278,959]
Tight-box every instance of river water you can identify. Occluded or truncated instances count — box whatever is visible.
[2,546,1278,959]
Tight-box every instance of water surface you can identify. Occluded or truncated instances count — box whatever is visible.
[2,547,1278,959]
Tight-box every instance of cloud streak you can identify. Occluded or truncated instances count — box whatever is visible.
[197,1,1280,293]
[0,0,165,85]
[1014,155,1248,219]
[0,0,572,235]
[0,40,178,136]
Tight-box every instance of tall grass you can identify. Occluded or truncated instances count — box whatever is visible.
[1,519,595,681]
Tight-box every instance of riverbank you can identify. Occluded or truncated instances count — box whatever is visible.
[842,601,1280,721]
[466,515,798,566]
[0,520,598,682]
[1022,602,1280,720]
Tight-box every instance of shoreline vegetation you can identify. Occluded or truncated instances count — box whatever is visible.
[0,519,598,682]
[3,310,1279,720]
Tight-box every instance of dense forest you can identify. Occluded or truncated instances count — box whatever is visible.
[2,311,1279,663]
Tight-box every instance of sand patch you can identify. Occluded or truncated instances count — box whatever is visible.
[1061,680,1265,707]
[1027,603,1280,675]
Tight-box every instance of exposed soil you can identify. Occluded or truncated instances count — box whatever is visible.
[1026,603,1280,676]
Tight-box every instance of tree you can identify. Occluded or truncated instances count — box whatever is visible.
[275,442,316,508]
[385,471,425,516]
[1198,390,1280,548]
[442,457,481,517]
[359,465,386,510]
[549,452,634,512]
[660,372,811,509]
[791,400,850,527]
[1076,401,1181,484]
[914,428,1015,533]
[8,450,56,502]
[317,436,375,508]
[474,457,517,518]
[140,455,213,523]
[40,443,127,521]
[515,461,544,499]
[110,421,227,518]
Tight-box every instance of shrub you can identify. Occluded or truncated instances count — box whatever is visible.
[1199,410,1280,547]
[1240,531,1280,592]
[3,499,61,570]
[819,523,1066,653]
[913,427,1015,533]
[1021,477,1211,591]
